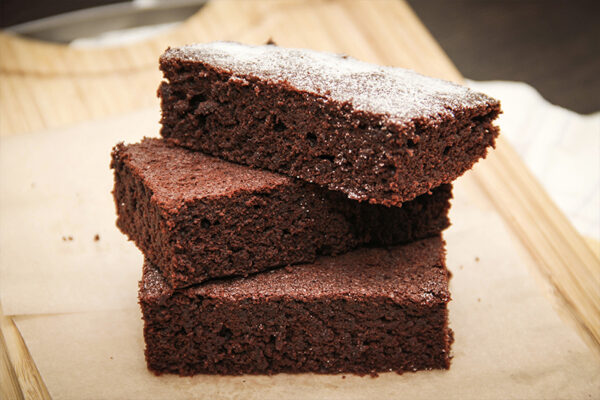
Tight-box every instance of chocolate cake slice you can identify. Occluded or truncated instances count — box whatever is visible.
[159,41,500,206]
[139,236,452,376]
[111,138,451,289]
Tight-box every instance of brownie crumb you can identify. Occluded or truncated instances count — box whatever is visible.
[342,375,346,379]
[284,265,294,273]
[94,234,100,242]
[265,38,277,45]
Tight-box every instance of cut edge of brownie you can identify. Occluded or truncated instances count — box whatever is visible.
[158,41,500,206]
[112,138,452,288]
[139,236,453,376]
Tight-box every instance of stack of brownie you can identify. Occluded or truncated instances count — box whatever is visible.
[111,42,500,376]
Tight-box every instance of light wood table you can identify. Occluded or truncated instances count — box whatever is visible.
[1,1,598,398]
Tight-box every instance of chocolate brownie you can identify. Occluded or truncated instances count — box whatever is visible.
[158,42,500,206]
[111,138,451,288]
[139,236,452,376]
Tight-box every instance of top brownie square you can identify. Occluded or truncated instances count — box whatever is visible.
[159,41,500,206]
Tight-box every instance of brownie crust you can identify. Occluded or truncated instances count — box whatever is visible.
[111,138,451,288]
[139,236,453,376]
[159,42,500,206]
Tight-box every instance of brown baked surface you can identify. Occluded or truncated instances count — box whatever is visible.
[159,42,500,206]
[139,236,453,376]
[111,138,451,288]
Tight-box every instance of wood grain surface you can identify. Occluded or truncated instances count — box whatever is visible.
[1,0,598,397]
[1,306,50,399]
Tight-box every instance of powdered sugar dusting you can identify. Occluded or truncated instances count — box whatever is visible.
[163,42,497,124]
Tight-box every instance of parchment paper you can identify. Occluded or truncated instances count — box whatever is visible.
[0,108,160,315]
[2,110,599,398]
[13,205,600,399]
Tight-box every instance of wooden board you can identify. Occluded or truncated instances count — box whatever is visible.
[2,110,599,398]
[1,0,598,397]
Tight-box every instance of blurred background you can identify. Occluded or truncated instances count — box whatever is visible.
[2,0,599,113]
